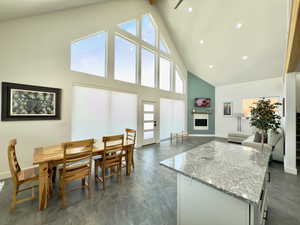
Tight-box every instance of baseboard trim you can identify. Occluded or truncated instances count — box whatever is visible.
[284,166,298,175]
[0,171,11,180]
[188,134,215,137]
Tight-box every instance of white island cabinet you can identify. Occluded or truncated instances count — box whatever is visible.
[161,141,271,225]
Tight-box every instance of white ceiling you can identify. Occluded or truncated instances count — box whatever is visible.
[156,0,289,86]
[0,0,289,86]
[0,0,111,22]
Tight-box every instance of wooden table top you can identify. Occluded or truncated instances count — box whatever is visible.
[33,139,134,165]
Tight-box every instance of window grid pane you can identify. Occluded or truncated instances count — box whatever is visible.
[141,48,155,88]
[175,70,184,93]
[114,36,137,83]
[144,104,154,112]
[144,122,154,130]
[118,20,137,36]
[71,33,106,77]
[159,57,171,91]
[144,113,154,121]
[141,15,156,46]
[160,39,169,54]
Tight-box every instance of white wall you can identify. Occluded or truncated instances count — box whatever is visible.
[0,0,187,179]
[296,74,300,112]
[215,77,283,138]
[284,73,297,175]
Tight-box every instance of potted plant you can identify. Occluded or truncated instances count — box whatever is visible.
[249,98,281,149]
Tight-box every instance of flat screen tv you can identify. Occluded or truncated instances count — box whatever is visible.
[195,98,211,107]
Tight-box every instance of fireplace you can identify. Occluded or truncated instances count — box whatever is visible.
[195,119,208,127]
[193,114,209,130]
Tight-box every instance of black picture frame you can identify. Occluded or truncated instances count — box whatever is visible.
[1,82,61,121]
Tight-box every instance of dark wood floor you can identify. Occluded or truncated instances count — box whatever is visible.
[0,137,299,225]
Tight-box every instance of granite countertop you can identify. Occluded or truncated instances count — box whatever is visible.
[160,141,271,205]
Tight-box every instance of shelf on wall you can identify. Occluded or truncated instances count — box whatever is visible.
[192,111,212,115]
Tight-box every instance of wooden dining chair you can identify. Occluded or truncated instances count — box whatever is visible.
[7,139,39,211]
[59,139,94,208]
[125,128,136,169]
[94,135,124,190]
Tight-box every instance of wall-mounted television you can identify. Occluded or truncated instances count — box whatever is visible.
[195,98,211,107]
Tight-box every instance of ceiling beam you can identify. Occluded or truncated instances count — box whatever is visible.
[285,0,300,73]
[149,0,156,5]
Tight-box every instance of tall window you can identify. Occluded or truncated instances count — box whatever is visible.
[141,48,155,88]
[159,57,171,91]
[141,15,156,46]
[160,98,185,140]
[118,20,137,36]
[175,70,184,94]
[71,33,106,77]
[70,14,185,94]
[72,86,137,140]
[114,36,137,83]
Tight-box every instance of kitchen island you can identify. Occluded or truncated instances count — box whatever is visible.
[160,141,271,225]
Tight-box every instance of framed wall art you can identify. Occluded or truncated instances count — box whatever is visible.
[223,101,233,117]
[1,82,61,121]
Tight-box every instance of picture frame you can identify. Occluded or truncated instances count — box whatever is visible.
[223,102,233,117]
[1,82,62,121]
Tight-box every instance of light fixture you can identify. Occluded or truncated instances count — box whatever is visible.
[200,40,204,44]
[188,7,193,12]
[209,65,214,69]
[242,56,248,60]
[235,23,243,29]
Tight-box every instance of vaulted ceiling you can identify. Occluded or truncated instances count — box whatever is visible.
[0,0,289,86]
[156,0,289,86]
[0,0,110,22]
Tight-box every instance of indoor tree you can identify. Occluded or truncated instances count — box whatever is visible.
[249,98,282,147]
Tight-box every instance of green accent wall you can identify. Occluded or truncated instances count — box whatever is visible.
[187,71,215,134]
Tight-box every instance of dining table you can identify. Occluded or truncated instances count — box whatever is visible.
[33,139,134,211]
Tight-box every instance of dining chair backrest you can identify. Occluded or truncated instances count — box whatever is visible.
[125,129,136,144]
[62,139,94,172]
[102,135,124,166]
[7,139,21,184]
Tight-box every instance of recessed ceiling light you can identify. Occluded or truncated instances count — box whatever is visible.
[235,23,243,29]
[188,7,193,12]
[209,65,214,69]
[242,56,248,60]
[200,40,204,44]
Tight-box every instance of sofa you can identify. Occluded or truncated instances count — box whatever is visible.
[227,132,252,144]
[242,128,284,162]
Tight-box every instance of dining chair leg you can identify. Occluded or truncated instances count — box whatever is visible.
[32,186,35,199]
[102,167,105,191]
[81,178,85,188]
[10,186,17,211]
[94,162,98,180]
[131,148,135,170]
[52,166,57,184]
[61,184,66,208]
[118,165,122,184]
[87,175,91,199]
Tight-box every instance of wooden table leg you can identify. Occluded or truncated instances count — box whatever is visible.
[126,145,133,176]
[38,162,49,211]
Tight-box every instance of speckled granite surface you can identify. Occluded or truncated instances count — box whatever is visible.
[160,141,271,205]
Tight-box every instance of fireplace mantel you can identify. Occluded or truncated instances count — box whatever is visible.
[192,111,211,115]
